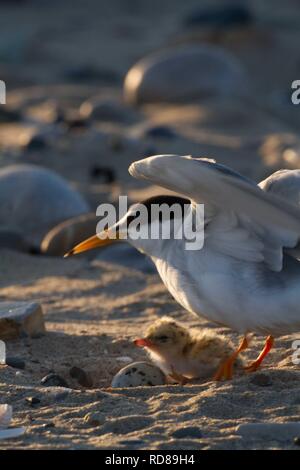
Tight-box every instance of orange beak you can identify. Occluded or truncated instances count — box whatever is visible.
[134,338,153,348]
[64,230,120,257]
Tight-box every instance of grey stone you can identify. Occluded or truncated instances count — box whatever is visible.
[124,45,247,105]
[41,374,69,388]
[69,366,93,388]
[43,387,73,402]
[172,427,203,439]
[25,396,40,406]
[250,373,272,387]
[80,97,139,124]
[236,422,300,441]
[111,361,166,388]
[6,356,25,369]
[0,164,89,244]
[0,301,45,340]
[184,5,253,29]
[0,228,30,253]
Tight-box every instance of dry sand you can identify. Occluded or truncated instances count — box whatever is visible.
[1,0,300,450]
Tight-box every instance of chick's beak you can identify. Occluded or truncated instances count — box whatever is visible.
[64,229,120,257]
[134,338,153,348]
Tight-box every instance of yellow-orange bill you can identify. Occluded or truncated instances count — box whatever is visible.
[64,232,118,257]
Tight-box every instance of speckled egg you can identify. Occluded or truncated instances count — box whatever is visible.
[111,361,166,388]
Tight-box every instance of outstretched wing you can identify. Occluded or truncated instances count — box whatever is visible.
[129,155,300,271]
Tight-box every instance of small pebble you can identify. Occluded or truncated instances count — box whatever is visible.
[22,134,47,151]
[184,4,253,29]
[116,356,133,363]
[42,422,55,429]
[84,412,105,426]
[41,373,69,388]
[120,439,145,446]
[25,396,40,407]
[172,427,203,439]
[143,125,177,140]
[89,166,116,183]
[6,356,25,370]
[69,366,93,388]
[250,373,272,387]
[294,436,300,446]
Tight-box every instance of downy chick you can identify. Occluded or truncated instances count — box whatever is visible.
[134,316,243,384]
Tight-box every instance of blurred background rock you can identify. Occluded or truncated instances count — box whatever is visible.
[0,0,299,255]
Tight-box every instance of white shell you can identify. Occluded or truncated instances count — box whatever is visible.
[111,361,166,388]
[0,405,12,428]
[0,427,26,440]
[0,340,5,365]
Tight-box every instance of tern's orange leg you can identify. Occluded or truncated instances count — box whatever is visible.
[213,336,249,381]
[244,335,274,372]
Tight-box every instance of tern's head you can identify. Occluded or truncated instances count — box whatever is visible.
[64,194,190,258]
[134,317,190,356]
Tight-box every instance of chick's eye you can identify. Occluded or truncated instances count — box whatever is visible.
[156,335,169,342]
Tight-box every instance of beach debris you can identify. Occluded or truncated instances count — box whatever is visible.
[0,340,5,364]
[6,356,25,370]
[41,373,69,388]
[111,361,166,388]
[236,422,300,441]
[0,404,26,441]
[0,301,45,340]
[0,164,89,245]
[124,45,247,105]
[69,366,93,388]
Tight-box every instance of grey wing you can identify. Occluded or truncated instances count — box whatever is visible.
[129,155,300,272]
[260,169,300,260]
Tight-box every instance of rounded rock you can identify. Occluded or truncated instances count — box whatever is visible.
[40,213,98,256]
[124,45,247,105]
[111,361,166,388]
[80,97,139,124]
[0,165,89,245]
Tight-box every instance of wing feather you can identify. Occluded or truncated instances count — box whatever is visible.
[129,155,300,271]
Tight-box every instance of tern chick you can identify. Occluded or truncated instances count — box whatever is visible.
[134,317,243,384]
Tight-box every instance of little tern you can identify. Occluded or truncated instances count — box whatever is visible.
[134,316,243,384]
[65,155,300,380]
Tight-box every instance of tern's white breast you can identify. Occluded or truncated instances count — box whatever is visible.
[152,242,300,336]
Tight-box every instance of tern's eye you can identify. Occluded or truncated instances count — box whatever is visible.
[156,335,169,342]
